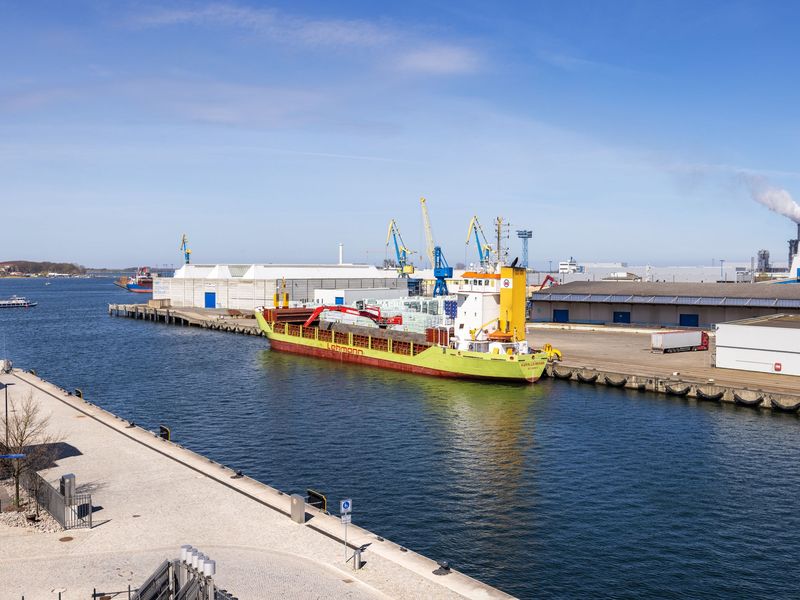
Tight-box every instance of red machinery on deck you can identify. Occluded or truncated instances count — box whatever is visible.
[302,305,402,328]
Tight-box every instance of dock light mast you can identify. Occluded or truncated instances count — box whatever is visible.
[420,197,453,296]
[180,234,191,265]
[466,216,494,271]
[385,219,415,277]
[516,230,532,269]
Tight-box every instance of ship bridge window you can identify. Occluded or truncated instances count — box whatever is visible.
[484,280,489,286]
[473,279,478,285]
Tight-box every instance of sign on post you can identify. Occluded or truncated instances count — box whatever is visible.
[340,498,352,561]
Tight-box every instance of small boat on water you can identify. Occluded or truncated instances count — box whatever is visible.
[114,266,153,294]
[0,296,38,308]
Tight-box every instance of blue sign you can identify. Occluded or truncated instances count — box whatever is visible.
[0,454,25,459]
[340,498,352,514]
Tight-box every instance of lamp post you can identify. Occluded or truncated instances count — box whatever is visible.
[3,382,7,448]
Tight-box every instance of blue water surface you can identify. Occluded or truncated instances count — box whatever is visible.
[1,278,799,599]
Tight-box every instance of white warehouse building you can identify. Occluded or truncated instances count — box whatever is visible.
[154,264,408,310]
[716,314,800,377]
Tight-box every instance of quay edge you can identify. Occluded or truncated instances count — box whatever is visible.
[3,368,513,599]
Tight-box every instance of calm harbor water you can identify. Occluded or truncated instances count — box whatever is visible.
[1,278,799,599]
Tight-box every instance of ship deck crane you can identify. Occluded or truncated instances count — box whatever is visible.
[420,197,453,297]
[385,219,415,277]
[465,216,494,271]
[180,234,191,265]
[303,305,403,328]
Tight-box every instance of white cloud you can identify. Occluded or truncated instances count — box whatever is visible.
[395,45,481,75]
[128,3,482,75]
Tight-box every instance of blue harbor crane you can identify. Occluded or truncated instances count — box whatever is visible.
[385,219,415,277]
[516,230,532,269]
[180,234,191,265]
[420,197,453,297]
[466,216,494,271]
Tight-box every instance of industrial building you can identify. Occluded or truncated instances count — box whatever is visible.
[313,287,408,305]
[154,264,408,310]
[716,315,800,376]
[530,281,800,328]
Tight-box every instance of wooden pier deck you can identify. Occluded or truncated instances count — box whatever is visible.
[109,303,263,335]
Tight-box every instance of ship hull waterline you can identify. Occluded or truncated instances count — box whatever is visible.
[256,313,547,384]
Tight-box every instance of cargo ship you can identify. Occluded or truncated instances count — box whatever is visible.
[114,266,153,293]
[255,265,549,383]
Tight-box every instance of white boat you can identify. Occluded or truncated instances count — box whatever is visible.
[0,296,37,308]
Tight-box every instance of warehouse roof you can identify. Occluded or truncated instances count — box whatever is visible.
[532,281,800,308]
[721,314,800,329]
[171,263,398,280]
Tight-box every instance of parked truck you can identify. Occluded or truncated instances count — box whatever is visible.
[651,330,709,353]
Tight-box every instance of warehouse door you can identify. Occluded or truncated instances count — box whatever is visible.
[553,309,569,323]
[679,313,699,327]
[613,311,631,324]
[204,292,216,309]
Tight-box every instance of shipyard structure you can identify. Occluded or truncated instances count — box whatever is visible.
[153,263,408,310]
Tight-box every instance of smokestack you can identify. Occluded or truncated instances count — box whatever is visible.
[790,226,800,272]
[338,243,343,265]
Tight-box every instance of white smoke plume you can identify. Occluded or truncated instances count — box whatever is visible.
[743,174,800,223]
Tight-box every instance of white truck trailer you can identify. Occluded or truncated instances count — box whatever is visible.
[651,331,709,353]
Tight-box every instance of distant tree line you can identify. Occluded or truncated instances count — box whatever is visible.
[0,261,86,275]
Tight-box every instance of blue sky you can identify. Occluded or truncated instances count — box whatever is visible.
[3,0,800,268]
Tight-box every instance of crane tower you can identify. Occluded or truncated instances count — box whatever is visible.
[516,230,532,269]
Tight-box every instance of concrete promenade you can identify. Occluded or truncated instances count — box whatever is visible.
[0,371,511,600]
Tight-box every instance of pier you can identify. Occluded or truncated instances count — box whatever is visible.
[109,302,263,335]
[109,303,800,413]
[0,369,510,599]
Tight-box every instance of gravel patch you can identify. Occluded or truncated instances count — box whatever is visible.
[0,478,62,533]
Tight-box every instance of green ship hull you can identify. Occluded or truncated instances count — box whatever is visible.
[255,312,547,383]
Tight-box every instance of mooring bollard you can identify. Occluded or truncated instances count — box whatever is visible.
[290,494,305,523]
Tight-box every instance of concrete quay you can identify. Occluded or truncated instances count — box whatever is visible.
[529,324,800,412]
[0,370,511,600]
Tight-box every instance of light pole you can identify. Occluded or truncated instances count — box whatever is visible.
[3,382,7,448]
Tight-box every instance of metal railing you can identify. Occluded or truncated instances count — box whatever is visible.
[131,560,173,600]
[23,471,92,529]
[112,548,239,600]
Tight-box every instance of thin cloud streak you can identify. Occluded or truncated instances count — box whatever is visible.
[129,3,396,47]
[396,45,481,74]
[667,161,800,180]
[537,50,638,76]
